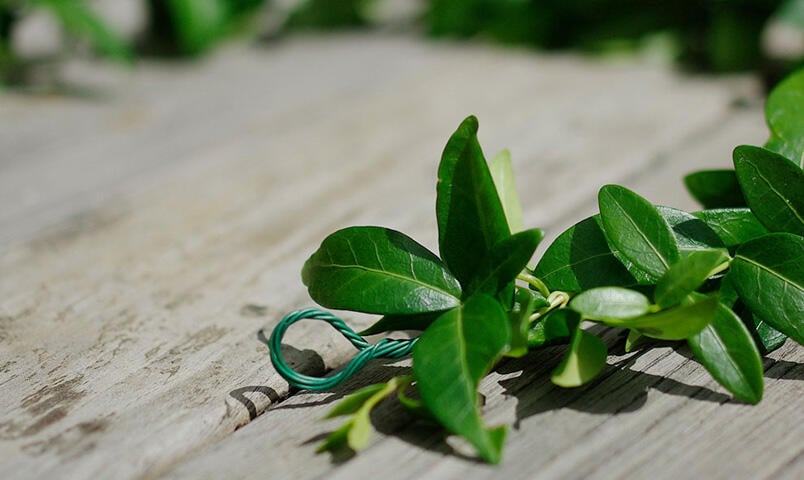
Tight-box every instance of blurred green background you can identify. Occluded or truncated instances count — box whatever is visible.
[1,0,802,88]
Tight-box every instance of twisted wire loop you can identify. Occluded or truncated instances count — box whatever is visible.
[269,308,417,391]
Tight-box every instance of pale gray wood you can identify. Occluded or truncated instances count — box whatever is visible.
[0,33,798,480]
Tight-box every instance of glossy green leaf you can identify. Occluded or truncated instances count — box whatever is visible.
[688,303,764,404]
[532,215,639,291]
[318,377,405,453]
[302,226,461,315]
[729,233,804,344]
[692,208,769,248]
[528,308,574,348]
[599,185,679,280]
[36,0,132,63]
[612,295,718,340]
[654,250,730,308]
[570,287,650,321]
[412,295,510,463]
[437,116,511,287]
[683,169,746,208]
[748,315,788,354]
[765,69,804,167]
[468,229,542,297]
[551,310,608,387]
[359,311,442,336]
[489,149,525,234]
[734,145,804,236]
[656,206,725,252]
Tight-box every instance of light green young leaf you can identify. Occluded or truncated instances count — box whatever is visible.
[489,149,525,234]
[437,116,511,288]
[302,226,461,315]
[318,377,407,453]
[599,185,679,280]
[733,145,804,236]
[614,295,718,340]
[729,233,804,344]
[505,287,542,357]
[688,303,764,404]
[551,310,608,387]
[654,249,730,308]
[413,295,510,463]
[570,287,651,321]
[765,68,804,167]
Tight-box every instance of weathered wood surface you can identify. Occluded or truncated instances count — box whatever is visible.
[1,33,801,480]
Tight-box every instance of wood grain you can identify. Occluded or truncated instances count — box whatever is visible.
[1,33,799,480]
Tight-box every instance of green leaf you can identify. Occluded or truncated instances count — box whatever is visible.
[506,288,542,357]
[688,303,764,404]
[654,250,730,308]
[551,310,608,387]
[748,315,788,354]
[765,69,804,167]
[489,149,525,234]
[528,308,574,348]
[624,329,650,352]
[318,377,405,453]
[302,226,461,315]
[468,228,542,297]
[532,215,639,291]
[35,0,132,63]
[359,311,441,336]
[729,233,804,344]
[437,116,511,288]
[692,208,769,248]
[412,295,510,463]
[733,145,804,236]
[683,170,747,208]
[599,185,679,280]
[614,295,718,340]
[570,287,651,321]
[656,206,726,252]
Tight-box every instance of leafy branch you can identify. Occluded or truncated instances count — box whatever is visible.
[275,68,804,463]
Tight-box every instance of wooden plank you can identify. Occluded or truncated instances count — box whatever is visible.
[1,33,795,480]
[162,101,803,480]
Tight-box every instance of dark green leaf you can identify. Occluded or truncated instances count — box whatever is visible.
[359,311,442,336]
[468,228,542,297]
[688,303,764,404]
[611,295,718,340]
[599,185,679,279]
[692,208,769,248]
[413,295,510,463]
[656,206,726,252]
[748,315,788,354]
[551,310,608,387]
[683,169,746,208]
[765,69,804,167]
[437,116,511,287]
[528,308,574,348]
[729,233,804,344]
[570,287,651,320]
[302,226,461,315]
[654,250,730,308]
[734,145,804,236]
[489,149,525,234]
[532,215,639,291]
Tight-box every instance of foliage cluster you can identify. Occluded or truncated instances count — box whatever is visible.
[290,69,804,463]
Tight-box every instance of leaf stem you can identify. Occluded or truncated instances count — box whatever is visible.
[517,272,550,297]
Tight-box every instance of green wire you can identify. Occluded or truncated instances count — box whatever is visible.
[269,308,417,391]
